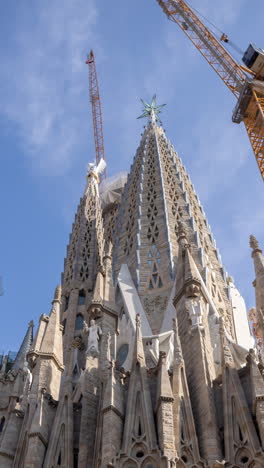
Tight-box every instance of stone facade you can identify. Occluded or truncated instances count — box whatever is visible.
[0,112,264,468]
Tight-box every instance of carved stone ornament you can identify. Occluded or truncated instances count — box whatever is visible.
[250,234,259,250]
[72,336,84,350]
[89,305,103,320]
[186,298,203,327]
[185,281,201,298]
[41,388,58,408]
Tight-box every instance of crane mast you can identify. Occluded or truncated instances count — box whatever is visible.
[86,50,106,180]
[156,0,264,179]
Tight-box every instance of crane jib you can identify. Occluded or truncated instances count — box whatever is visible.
[156,0,264,178]
[158,0,245,95]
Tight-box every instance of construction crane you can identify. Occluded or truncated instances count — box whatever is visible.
[85,50,106,181]
[156,0,264,179]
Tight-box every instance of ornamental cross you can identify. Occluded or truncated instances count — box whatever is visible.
[137,95,166,123]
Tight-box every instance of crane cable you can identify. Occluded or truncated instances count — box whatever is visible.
[180,0,244,57]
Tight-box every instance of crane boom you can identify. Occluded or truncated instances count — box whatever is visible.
[156,0,264,178]
[86,50,106,180]
[157,0,245,96]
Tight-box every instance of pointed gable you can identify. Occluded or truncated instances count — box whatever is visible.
[12,320,34,371]
[172,318,200,463]
[220,318,261,463]
[121,315,157,456]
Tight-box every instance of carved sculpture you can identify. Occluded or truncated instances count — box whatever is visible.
[83,319,102,357]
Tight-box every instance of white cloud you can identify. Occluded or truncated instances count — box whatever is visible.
[0,0,98,175]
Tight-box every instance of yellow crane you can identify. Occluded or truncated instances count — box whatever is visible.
[156,0,264,179]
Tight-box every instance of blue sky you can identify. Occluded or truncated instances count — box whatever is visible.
[0,0,264,352]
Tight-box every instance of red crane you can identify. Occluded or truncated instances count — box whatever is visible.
[86,50,106,180]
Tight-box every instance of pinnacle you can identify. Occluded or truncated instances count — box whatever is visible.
[250,234,260,251]
[53,284,62,302]
[12,321,34,371]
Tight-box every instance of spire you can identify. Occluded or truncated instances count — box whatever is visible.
[62,158,105,293]
[121,314,157,455]
[12,320,34,371]
[250,234,264,314]
[172,317,201,462]
[114,99,236,336]
[247,349,264,448]
[220,315,261,462]
[40,285,63,365]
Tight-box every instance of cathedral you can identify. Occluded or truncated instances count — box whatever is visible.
[1,97,264,468]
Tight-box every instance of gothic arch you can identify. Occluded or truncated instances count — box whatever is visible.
[122,459,138,468]
[131,441,148,460]
[235,447,252,467]
[248,462,264,468]
[133,392,145,439]
[141,456,157,467]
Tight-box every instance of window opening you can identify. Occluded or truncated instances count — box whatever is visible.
[78,290,86,305]
[147,245,163,289]
[0,417,5,432]
[64,296,69,311]
[75,314,84,331]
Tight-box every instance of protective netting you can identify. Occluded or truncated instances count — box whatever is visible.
[99,172,127,208]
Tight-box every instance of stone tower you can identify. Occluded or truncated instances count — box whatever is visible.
[0,97,263,468]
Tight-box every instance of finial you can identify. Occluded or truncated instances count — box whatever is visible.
[219,316,225,335]
[86,158,107,186]
[53,285,62,302]
[177,220,189,248]
[173,317,183,362]
[28,320,34,328]
[137,95,166,124]
[250,235,262,253]
[178,220,187,236]
[105,241,113,259]
[136,314,141,329]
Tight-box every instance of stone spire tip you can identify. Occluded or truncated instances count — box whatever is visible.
[53,285,62,302]
[250,235,259,250]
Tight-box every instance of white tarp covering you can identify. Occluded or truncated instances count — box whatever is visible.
[99,172,127,209]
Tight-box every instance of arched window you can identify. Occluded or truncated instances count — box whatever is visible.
[78,290,86,305]
[0,416,5,432]
[116,344,129,368]
[142,458,156,468]
[75,314,84,331]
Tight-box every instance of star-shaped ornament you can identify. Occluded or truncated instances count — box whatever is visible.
[137,95,166,123]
